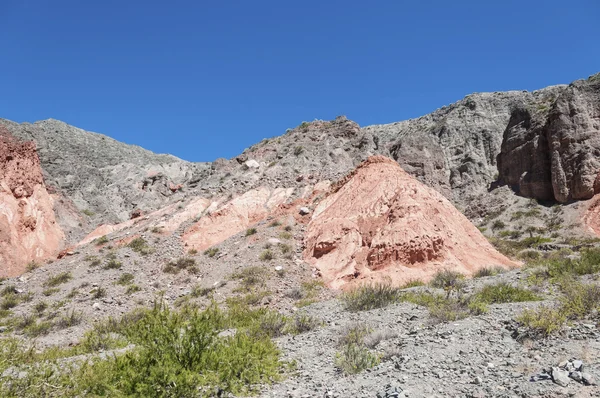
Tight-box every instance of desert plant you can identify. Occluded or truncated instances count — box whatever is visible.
[91,287,106,299]
[285,313,321,334]
[44,272,72,287]
[55,310,83,329]
[268,220,282,227]
[259,249,274,261]
[163,257,197,274]
[95,235,109,246]
[125,285,141,295]
[25,261,39,272]
[204,247,219,258]
[128,237,153,255]
[429,270,465,292]
[473,266,507,278]
[116,273,135,285]
[245,228,257,236]
[335,344,380,375]
[337,322,370,347]
[341,282,401,312]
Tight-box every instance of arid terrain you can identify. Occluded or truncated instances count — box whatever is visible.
[0,72,600,397]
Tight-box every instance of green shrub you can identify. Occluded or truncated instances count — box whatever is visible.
[191,285,215,298]
[268,220,282,227]
[55,310,83,329]
[91,287,106,299]
[335,344,380,375]
[259,249,274,261]
[245,228,257,236]
[116,273,134,285]
[125,285,141,295]
[0,294,19,310]
[95,235,109,246]
[231,266,268,291]
[285,313,321,334]
[293,146,304,156]
[44,272,72,287]
[473,266,506,278]
[25,261,39,272]
[163,257,196,274]
[34,301,48,314]
[103,257,122,270]
[24,320,52,337]
[429,270,465,291]
[516,305,566,337]
[279,232,292,240]
[279,243,292,254]
[127,237,153,255]
[471,283,541,305]
[204,247,219,258]
[338,323,370,347]
[341,282,401,312]
[42,288,59,296]
[399,279,425,289]
[86,256,101,267]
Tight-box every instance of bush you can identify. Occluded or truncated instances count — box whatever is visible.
[245,228,257,236]
[127,237,153,255]
[163,257,197,274]
[91,287,106,299]
[204,247,219,258]
[95,235,109,246]
[44,272,72,287]
[471,283,541,305]
[285,313,321,334]
[268,220,282,227]
[25,261,39,272]
[125,285,141,295]
[429,270,465,291]
[116,273,134,285]
[259,249,274,261]
[279,232,292,240]
[341,282,401,312]
[55,310,83,329]
[42,288,59,296]
[473,266,506,278]
[0,302,285,397]
[103,257,122,270]
[337,323,370,347]
[335,344,380,375]
[231,266,268,291]
[293,146,304,156]
[399,279,425,289]
[516,305,566,337]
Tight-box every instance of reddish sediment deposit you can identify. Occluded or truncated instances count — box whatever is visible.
[303,156,517,289]
[0,129,64,276]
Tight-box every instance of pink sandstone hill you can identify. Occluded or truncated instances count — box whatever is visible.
[0,129,65,277]
[303,156,517,289]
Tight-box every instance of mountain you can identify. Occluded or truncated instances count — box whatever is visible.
[1,72,600,397]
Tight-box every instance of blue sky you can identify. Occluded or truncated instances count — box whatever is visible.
[1,1,598,162]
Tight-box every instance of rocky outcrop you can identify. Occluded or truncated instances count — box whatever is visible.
[303,156,516,289]
[0,118,201,229]
[0,129,65,276]
[498,74,600,203]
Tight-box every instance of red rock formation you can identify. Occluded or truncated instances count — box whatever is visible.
[0,129,65,276]
[182,187,294,251]
[304,156,517,289]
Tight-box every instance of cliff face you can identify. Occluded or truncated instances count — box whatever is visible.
[303,156,516,289]
[0,128,65,276]
[498,74,600,203]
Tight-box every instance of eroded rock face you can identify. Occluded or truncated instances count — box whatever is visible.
[0,130,65,276]
[498,75,600,202]
[304,156,516,289]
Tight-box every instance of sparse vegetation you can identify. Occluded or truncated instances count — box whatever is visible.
[429,270,465,292]
[335,343,380,375]
[245,227,257,236]
[268,220,282,227]
[95,235,109,246]
[127,237,153,255]
[279,231,292,240]
[473,266,507,278]
[399,279,425,289]
[259,249,274,261]
[163,257,197,274]
[126,285,141,295]
[25,261,39,272]
[294,146,304,156]
[116,273,135,285]
[55,310,83,329]
[204,247,219,258]
[44,272,72,287]
[341,282,401,312]
[188,248,198,255]
[42,288,59,296]
[91,287,107,299]
[231,266,269,291]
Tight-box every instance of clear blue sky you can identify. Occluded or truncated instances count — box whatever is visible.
[1,1,598,162]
